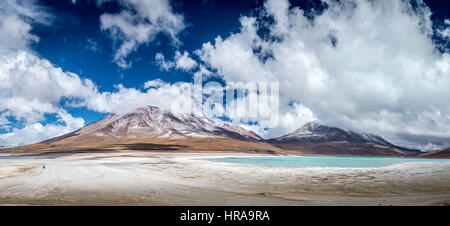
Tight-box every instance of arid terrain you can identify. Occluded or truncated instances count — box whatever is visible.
[3,106,449,158]
[1,150,449,206]
[1,107,449,206]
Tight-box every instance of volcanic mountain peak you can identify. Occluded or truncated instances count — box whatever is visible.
[265,121,422,156]
[291,120,320,134]
[274,121,393,146]
[79,106,261,141]
[290,120,330,135]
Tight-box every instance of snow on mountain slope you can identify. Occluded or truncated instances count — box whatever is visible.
[2,109,426,156]
[78,106,261,141]
[272,121,393,146]
[266,121,421,156]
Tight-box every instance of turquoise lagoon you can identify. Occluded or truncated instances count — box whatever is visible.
[205,156,450,168]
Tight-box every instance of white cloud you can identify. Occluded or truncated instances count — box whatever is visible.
[0,109,84,147]
[155,52,173,71]
[438,19,450,52]
[174,51,197,70]
[0,51,98,122]
[0,0,192,147]
[0,0,193,147]
[0,51,99,147]
[82,81,196,115]
[99,0,185,68]
[143,79,165,89]
[0,50,199,147]
[156,51,197,71]
[194,65,213,79]
[0,0,95,147]
[195,0,450,149]
[85,38,101,52]
[0,0,51,55]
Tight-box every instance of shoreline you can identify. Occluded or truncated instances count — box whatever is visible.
[1,149,448,160]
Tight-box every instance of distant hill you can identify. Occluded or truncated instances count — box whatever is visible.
[267,121,421,157]
[420,148,450,158]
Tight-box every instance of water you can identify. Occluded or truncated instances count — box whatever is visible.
[205,156,450,168]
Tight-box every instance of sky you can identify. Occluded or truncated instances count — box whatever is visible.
[1,0,450,150]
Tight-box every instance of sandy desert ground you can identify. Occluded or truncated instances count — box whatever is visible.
[0,150,449,206]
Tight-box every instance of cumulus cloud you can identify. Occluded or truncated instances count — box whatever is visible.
[0,51,200,147]
[438,19,450,51]
[0,0,51,55]
[0,0,191,147]
[174,51,198,70]
[195,0,450,150]
[155,51,197,71]
[0,108,84,147]
[0,50,101,147]
[0,0,95,147]
[143,79,165,89]
[155,53,173,71]
[0,50,199,147]
[81,80,196,115]
[0,51,98,122]
[99,0,185,68]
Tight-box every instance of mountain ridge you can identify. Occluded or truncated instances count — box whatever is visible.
[267,120,421,156]
[420,148,450,158]
[1,106,441,157]
[272,120,394,146]
[3,106,276,154]
[45,106,262,143]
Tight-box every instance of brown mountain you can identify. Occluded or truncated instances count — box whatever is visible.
[2,107,440,157]
[2,106,280,154]
[267,121,421,157]
[420,148,450,158]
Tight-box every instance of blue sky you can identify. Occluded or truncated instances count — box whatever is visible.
[29,0,270,124]
[1,0,450,150]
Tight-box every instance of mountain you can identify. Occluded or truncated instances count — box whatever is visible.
[272,121,393,145]
[66,106,262,141]
[1,108,431,157]
[4,106,279,154]
[420,148,450,158]
[268,121,421,156]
